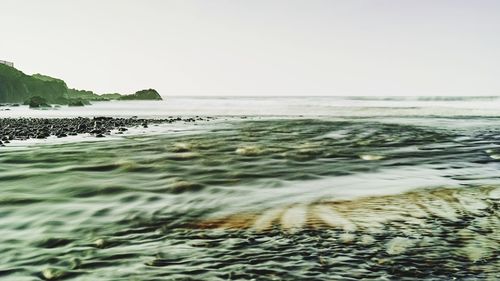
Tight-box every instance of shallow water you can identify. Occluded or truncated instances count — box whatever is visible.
[0,115,499,280]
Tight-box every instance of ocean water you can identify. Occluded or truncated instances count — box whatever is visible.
[2,95,500,118]
[0,97,499,280]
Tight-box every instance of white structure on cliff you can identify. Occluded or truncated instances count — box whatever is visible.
[0,60,14,67]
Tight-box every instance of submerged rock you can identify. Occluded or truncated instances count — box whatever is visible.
[235,145,263,156]
[41,268,64,280]
[386,237,415,255]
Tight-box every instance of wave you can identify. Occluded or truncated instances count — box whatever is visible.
[342,96,500,101]
[196,185,499,236]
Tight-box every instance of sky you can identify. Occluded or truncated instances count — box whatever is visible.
[1,0,500,96]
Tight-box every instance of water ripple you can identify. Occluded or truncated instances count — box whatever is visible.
[1,118,500,280]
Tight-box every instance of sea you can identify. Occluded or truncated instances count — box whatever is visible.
[0,96,499,280]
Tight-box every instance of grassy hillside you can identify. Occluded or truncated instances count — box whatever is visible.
[0,64,162,104]
[0,65,68,103]
[32,73,108,101]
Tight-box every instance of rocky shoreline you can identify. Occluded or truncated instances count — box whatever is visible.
[0,116,212,146]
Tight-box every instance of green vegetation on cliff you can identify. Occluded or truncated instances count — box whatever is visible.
[67,89,108,101]
[100,93,122,100]
[0,64,163,104]
[119,89,162,100]
[0,65,68,104]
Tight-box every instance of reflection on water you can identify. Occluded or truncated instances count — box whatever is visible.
[0,118,499,280]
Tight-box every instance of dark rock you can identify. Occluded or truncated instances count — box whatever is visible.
[68,100,86,107]
[25,96,50,108]
[119,89,162,100]
[0,116,215,147]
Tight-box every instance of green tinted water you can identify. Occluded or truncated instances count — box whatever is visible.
[0,118,499,280]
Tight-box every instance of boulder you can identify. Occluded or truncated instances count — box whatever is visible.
[25,96,50,108]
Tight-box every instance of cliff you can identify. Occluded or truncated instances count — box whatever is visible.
[0,65,68,104]
[0,64,162,104]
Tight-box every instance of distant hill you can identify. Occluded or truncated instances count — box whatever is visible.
[119,89,162,100]
[100,93,122,100]
[0,64,162,104]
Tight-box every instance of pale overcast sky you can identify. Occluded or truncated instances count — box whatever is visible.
[1,0,500,96]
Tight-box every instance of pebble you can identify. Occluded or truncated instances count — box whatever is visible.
[0,116,213,146]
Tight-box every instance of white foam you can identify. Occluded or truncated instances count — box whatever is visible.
[422,198,459,221]
[252,208,283,231]
[489,187,500,199]
[314,205,357,232]
[454,193,489,214]
[280,205,307,232]
[359,154,384,161]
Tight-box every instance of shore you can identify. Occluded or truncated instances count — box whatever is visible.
[0,116,213,146]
